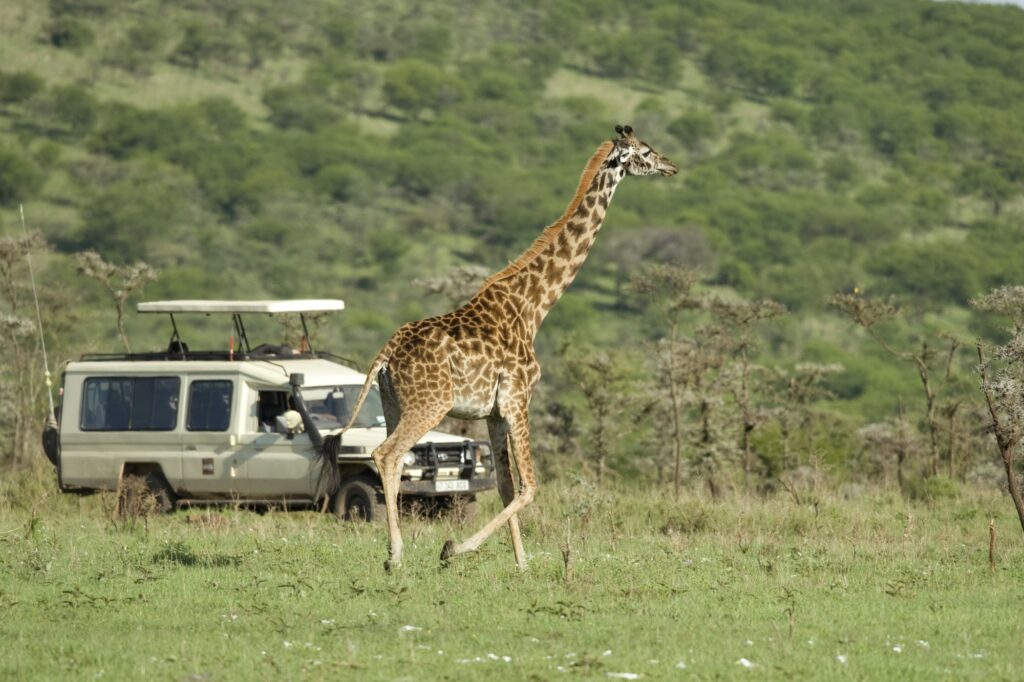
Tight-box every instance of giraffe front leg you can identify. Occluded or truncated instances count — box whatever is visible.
[372,411,446,571]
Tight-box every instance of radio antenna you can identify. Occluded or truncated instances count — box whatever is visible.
[19,204,55,421]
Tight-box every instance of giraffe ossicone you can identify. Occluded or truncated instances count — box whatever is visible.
[317,125,678,571]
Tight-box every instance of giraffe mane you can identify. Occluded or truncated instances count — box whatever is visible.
[477,141,617,291]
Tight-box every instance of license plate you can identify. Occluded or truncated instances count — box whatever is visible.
[435,479,469,492]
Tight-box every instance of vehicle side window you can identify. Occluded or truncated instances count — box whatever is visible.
[187,380,233,431]
[81,377,180,431]
[257,390,291,432]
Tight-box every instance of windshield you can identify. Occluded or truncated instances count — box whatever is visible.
[301,384,386,429]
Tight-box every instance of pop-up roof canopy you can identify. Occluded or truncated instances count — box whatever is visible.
[137,299,345,314]
[136,299,345,357]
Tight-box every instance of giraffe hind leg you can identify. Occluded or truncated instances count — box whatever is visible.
[443,404,536,567]
[485,415,526,569]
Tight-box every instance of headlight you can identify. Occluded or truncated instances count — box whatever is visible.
[402,452,416,467]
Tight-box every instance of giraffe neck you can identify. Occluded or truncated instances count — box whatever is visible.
[508,161,627,335]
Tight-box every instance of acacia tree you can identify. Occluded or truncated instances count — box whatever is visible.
[856,403,919,492]
[565,348,634,487]
[0,233,47,468]
[630,266,784,496]
[706,296,786,488]
[972,286,1024,534]
[278,312,331,351]
[830,292,962,477]
[413,264,489,307]
[628,264,702,498]
[771,362,843,472]
[673,324,732,497]
[74,251,157,353]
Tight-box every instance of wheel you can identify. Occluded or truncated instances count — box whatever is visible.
[331,474,386,523]
[117,472,176,518]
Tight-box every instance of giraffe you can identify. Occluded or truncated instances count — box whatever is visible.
[318,125,678,571]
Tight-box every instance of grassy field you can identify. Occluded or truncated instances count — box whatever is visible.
[2,467,1023,681]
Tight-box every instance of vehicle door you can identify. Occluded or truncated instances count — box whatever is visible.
[235,388,318,498]
[180,377,244,497]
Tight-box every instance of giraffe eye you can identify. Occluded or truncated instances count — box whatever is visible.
[642,149,652,157]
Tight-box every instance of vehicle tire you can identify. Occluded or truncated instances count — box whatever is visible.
[331,475,386,523]
[117,472,176,518]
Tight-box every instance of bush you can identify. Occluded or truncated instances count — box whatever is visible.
[262,85,336,131]
[170,21,235,69]
[668,110,717,151]
[822,154,859,190]
[51,84,97,134]
[49,0,111,15]
[869,241,980,303]
[104,20,168,75]
[394,23,453,62]
[905,476,960,503]
[315,163,366,201]
[89,102,166,158]
[322,15,358,51]
[0,71,44,105]
[46,17,95,49]
[0,148,44,206]
[243,23,283,69]
[197,96,246,136]
[382,60,463,118]
[77,166,189,260]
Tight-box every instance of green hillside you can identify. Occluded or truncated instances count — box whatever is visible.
[2,0,1024,483]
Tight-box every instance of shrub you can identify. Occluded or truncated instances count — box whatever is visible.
[905,475,960,503]
[77,166,188,260]
[322,15,357,51]
[262,85,336,131]
[382,60,463,118]
[49,0,111,17]
[668,110,717,151]
[89,102,166,158]
[0,148,44,206]
[243,23,283,69]
[170,21,235,69]
[315,163,366,201]
[51,84,97,134]
[46,16,95,49]
[0,71,44,105]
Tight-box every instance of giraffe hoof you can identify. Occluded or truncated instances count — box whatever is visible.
[440,539,455,565]
[384,559,394,573]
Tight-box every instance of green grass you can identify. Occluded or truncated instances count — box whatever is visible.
[2,466,1023,680]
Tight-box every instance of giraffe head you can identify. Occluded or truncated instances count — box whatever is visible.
[613,125,678,177]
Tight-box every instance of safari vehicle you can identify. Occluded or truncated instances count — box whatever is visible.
[40,300,495,521]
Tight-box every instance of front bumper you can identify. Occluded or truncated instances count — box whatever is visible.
[399,477,497,497]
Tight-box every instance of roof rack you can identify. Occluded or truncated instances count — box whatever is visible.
[135,299,345,359]
[137,300,345,314]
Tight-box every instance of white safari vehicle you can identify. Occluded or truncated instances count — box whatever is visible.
[41,300,495,521]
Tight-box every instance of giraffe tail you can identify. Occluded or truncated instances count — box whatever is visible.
[314,341,395,501]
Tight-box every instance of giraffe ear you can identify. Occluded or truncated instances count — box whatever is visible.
[614,124,624,136]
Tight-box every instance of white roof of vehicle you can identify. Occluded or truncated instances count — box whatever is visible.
[137,299,345,314]
[65,357,365,386]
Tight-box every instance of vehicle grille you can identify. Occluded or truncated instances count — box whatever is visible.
[410,441,491,475]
